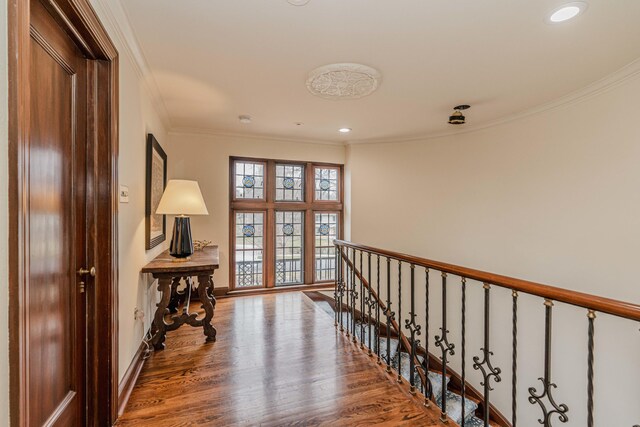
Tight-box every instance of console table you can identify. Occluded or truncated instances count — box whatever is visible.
[141,246,219,350]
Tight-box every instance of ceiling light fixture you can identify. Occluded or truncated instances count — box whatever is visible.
[339,128,352,133]
[546,2,588,23]
[287,0,311,5]
[448,105,470,125]
[238,115,252,124]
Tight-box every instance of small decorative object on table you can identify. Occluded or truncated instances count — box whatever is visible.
[193,240,212,252]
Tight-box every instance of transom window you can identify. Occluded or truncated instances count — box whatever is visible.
[230,157,343,289]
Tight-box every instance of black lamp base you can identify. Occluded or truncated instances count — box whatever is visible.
[169,216,194,259]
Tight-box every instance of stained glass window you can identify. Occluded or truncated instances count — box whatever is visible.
[315,167,339,201]
[235,212,264,287]
[275,164,304,201]
[315,212,338,281]
[234,161,265,199]
[275,211,304,286]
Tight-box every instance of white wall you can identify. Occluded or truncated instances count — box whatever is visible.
[166,132,345,289]
[0,1,9,424]
[89,0,170,382]
[347,73,640,426]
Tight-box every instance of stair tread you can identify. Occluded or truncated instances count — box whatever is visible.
[435,390,478,425]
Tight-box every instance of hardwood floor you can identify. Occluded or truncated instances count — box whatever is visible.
[117,292,443,426]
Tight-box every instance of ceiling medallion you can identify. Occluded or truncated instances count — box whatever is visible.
[306,63,382,100]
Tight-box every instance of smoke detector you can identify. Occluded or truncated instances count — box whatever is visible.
[239,115,252,124]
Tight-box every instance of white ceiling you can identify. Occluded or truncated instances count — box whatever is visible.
[120,0,640,143]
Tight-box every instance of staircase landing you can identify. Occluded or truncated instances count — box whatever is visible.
[117,291,443,426]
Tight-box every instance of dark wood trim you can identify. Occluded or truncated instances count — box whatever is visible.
[229,156,344,291]
[8,0,119,424]
[145,133,167,250]
[213,286,230,297]
[226,283,333,298]
[336,240,640,322]
[117,336,148,417]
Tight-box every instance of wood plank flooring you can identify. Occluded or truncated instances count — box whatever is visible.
[117,292,443,426]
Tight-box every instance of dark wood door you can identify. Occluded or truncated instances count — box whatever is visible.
[28,0,88,425]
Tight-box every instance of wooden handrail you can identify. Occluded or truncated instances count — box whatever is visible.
[335,240,640,322]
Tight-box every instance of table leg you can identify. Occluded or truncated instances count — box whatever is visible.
[197,274,217,342]
[150,276,172,350]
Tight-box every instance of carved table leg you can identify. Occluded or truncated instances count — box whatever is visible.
[167,276,183,314]
[197,274,217,342]
[150,276,173,350]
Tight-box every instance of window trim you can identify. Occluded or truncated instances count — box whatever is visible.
[229,156,344,290]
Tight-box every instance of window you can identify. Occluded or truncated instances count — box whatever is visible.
[234,160,265,200]
[234,212,264,288]
[275,164,304,201]
[315,167,339,201]
[314,212,338,282]
[275,211,304,285]
[230,157,343,289]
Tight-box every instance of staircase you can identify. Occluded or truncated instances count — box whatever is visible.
[309,294,493,426]
[329,240,640,427]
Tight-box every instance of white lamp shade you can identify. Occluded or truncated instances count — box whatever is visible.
[155,180,209,215]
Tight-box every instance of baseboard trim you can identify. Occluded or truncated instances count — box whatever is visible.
[225,283,332,298]
[213,286,229,297]
[117,334,148,417]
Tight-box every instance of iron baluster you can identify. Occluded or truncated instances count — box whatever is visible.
[344,249,350,338]
[473,283,502,427]
[528,299,569,426]
[366,252,374,355]
[587,310,596,427]
[351,248,357,342]
[434,272,455,423]
[336,247,344,332]
[334,247,339,327]
[424,268,432,406]
[397,261,403,383]
[512,290,518,427]
[385,257,393,373]
[405,264,421,394]
[376,255,381,364]
[364,275,376,355]
[461,277,467,426]
[360,250,365,349]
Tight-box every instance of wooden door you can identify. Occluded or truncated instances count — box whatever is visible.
[27,1,88,424]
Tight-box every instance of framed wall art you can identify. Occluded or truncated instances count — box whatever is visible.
[145,133,168,249]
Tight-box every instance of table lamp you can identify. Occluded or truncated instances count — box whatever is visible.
[155,179,209,259]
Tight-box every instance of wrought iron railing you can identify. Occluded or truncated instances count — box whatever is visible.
[333,240,640,427]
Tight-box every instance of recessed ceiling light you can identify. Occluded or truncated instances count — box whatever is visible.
[339,128,352,133]
[546,2,588,24]
[239,115,252,124]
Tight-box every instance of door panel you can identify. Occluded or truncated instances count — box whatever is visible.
[28,0,87,425]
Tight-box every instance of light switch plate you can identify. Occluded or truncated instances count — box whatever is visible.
[119,185,130,203]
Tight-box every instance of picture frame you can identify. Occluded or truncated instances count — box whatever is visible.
[145,133,168,250]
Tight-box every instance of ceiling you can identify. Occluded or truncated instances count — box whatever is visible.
[120,0,640,143]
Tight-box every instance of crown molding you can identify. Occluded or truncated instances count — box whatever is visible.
[347,56,640,146]
[168,128,346,147]
[90,0,172,129]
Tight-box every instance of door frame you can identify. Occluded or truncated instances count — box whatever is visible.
[8,0,119,424]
